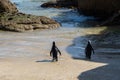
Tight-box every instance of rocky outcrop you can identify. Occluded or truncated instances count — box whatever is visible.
[0,13,60,32]
[41,0,78,8]
[0,0,18,13]
[97,11,120,26]
[78,0,120,18]
[77,0,120,25]
[0,0,60,32]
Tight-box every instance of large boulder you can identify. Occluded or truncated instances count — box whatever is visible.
[78,0,120,17]
[0,0,60,32]
[0,0,18,13]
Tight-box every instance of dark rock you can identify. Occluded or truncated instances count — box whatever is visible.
[78,0,120,18]
[41,1,58,8]
[41,0,78,8]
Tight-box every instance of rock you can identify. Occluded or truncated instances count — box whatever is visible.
[98,11,120,26]
[0,0,18,13]
[41,1,58,8]
[0,13,60,32]
[78,0,120,18]
[0,0,60,32]
[77,0,120,25]
[41,0,78,8]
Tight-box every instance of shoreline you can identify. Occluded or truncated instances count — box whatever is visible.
[0,26,120,80]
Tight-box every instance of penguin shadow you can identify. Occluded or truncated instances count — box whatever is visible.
[36,60,52,63]
[72,57,92,61]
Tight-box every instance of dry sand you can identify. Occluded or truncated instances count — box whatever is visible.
[0,54,107,80]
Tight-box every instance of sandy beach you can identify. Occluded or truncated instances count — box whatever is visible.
[0,54,107,80]
[0,27,120,80]
[1,50,120,80]
[1,52,120,80]
[0,0,120,79]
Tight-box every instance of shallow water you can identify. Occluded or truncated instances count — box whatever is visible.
[11,0,95,27]
[0,0,106,58]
